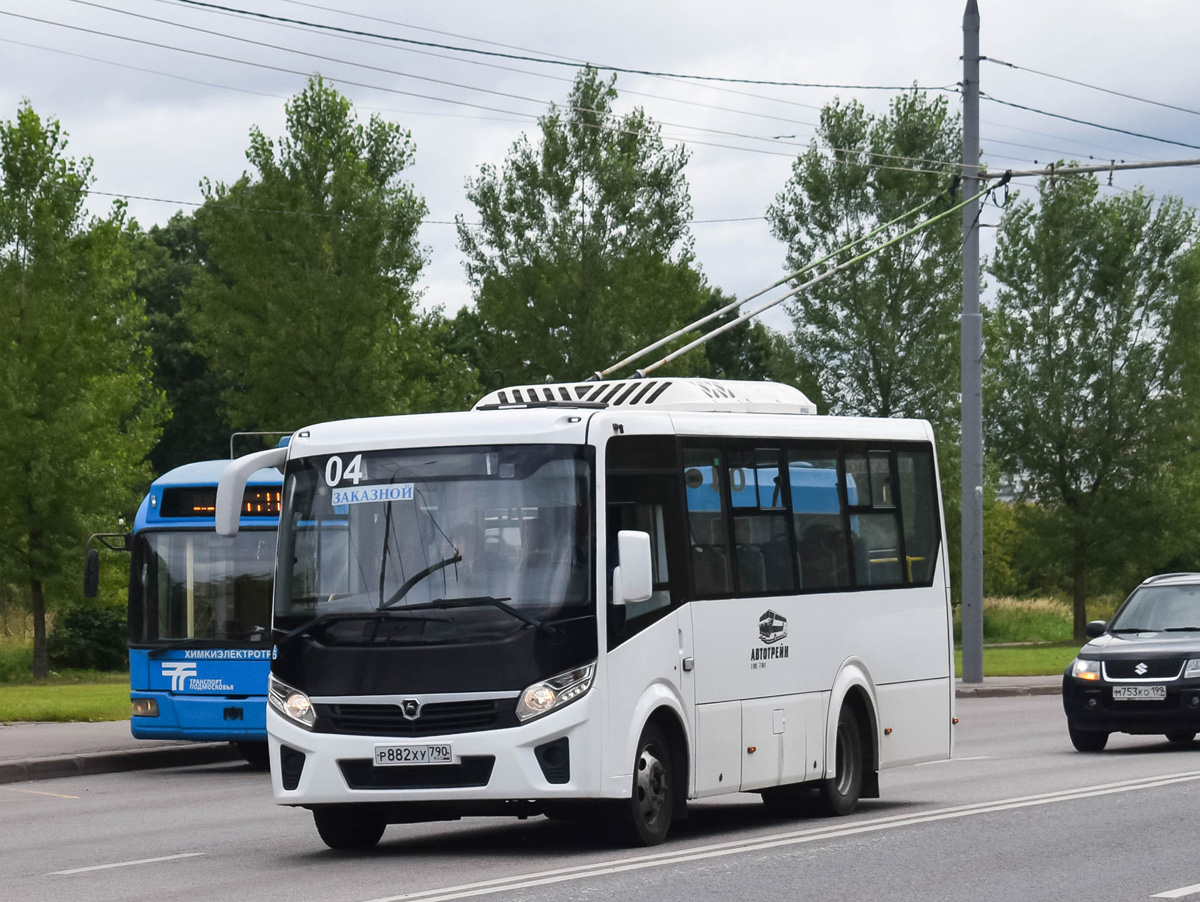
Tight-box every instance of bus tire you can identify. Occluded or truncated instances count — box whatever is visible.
[236,741,270,770]
[816,706,864,817]
[610,723,674,846]
[312,806,386,850]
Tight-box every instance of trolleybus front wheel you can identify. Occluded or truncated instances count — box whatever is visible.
[312,806,386,850]
[610,723,674,846]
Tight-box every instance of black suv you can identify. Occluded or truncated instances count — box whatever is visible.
[1062,573,1200,751]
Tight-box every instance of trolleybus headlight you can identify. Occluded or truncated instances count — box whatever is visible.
[131,698,158,717]
[516,662,596,722]
[1072,658,1101,681]
[1186,659,1200,679]
[268,674,316,729]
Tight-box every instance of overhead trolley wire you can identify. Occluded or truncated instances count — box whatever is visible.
[980,93,1200,153]
[982,56,1200,119]
[168,0,958,94]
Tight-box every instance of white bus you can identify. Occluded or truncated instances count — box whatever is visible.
[216,379,953,849]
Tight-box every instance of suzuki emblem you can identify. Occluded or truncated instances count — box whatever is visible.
[1134,662,1149,676]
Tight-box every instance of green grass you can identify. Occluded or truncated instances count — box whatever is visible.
[955,643,1080,677]
[0,673,129,723]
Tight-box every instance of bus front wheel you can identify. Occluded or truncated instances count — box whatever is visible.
[816,707,864,817]
[611,723,674,846]
[312,806,386,850]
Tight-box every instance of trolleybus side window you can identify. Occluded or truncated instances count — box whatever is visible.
[727,446,796,595]
[898,448,940,585]
[845,451,906,587]
[682,445,732,597]
[788,449,852,590]
[606,435,684,646]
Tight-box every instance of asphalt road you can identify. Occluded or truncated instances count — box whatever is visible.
[6,695,1200,902]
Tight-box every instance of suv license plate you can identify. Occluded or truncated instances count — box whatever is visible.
[374,744,453,766]
[1113,685,1166,701]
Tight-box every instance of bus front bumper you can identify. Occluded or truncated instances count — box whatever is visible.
[266,694,607,807]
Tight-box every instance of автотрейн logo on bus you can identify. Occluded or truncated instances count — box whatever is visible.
[751,610,790,668]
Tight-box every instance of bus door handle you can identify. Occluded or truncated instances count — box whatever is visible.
[682,657,694,672]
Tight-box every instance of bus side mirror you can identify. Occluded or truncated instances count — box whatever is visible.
[84,548,100,598]
[612,530,653,606]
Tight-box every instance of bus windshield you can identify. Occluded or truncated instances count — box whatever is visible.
[275,444,592,632]
[131,530,275,643]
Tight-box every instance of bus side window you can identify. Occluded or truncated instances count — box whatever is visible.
[789,450,851,590]
[683,446,731,597]
[845,451,904,586]
[727,447,794,595]
[898,448,940,585]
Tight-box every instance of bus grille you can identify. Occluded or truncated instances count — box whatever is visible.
[338,756,495,790]
[315,699,517,737]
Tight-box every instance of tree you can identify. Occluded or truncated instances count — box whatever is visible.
[456,67,708,388]
[697,288,776,382]
[0,102,165,677]
[185,77,474,430]
[128,213,228,472]
[986,174,1200,638]
[766,92,962,432]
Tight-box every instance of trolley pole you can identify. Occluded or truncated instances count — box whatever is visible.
[960,0,984,683]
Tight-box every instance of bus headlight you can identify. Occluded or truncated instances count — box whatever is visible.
[516,663,596,722]
[1072,659,1101,681]
[269,674,316,729]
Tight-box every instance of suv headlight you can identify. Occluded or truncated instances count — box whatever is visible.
[1186,659,1200,679]
[516,663,595,722]
[268,674,316,729]
[1072,658,1101,681]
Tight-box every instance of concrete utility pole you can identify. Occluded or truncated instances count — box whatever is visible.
[960,0,984,683]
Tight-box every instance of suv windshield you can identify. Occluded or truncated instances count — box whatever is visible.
[275,444,592,632]
[1110,584,1200,632]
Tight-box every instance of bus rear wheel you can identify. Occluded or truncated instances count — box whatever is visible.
[610,723,674,846]
[816,706,864,817]
[312,806,386,850]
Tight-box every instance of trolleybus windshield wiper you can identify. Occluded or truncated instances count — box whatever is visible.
[278,609,452,642]
[377,554,463,610]
[404,596,563,641]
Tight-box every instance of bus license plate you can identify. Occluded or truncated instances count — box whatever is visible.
[1113,685,1166,701]
[373,744,453,766]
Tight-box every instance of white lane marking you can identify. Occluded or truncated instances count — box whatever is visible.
[359,770,1200,902]
[916,756,992,766]
[0,786,79,799]
[1153,884,1200,899]
[50,853,205,876]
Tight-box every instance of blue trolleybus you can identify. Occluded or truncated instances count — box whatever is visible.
[125,460,282,765]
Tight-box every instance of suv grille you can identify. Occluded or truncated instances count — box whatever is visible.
[314,699,518,737]
[338,756,495,790]
[1103,659,1184,680]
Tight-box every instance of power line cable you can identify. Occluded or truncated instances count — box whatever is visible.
[981,93,1200,152]
[168,0,958,94]
[982,56,1200,119]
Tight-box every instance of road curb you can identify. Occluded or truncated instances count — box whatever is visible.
[0,742,241,785]
[956,685,1061,699]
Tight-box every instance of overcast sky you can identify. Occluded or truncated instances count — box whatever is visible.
[2,0,1199,335]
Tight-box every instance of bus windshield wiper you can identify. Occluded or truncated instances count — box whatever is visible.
[279,609,452,642]
[405,596,563,641]
[378,554,462,610]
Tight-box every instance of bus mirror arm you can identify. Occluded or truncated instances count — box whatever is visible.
[83,532,131,598]
[216,446,288,537]
[612,530,654,606]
